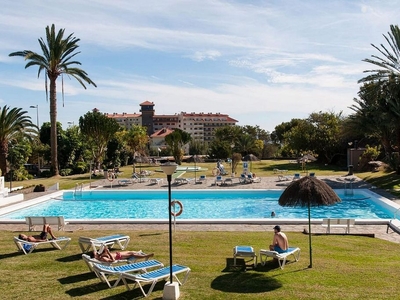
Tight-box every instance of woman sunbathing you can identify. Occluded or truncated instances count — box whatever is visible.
[93,247,154,262]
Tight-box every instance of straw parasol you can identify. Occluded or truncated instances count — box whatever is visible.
[278,176,341,268]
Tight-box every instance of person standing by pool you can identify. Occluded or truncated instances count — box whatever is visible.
[269,225,288,253]
[18,224,57,242]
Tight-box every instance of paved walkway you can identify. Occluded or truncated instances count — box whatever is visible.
[2,175,400,244]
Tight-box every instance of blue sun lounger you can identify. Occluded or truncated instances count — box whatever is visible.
[259,247,301,269]
[120,264,191,297]
[93,260,164,288]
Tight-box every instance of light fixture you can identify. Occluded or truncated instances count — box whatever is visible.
[160,162,179,299]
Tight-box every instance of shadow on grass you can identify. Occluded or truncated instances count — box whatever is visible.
[58,272,96,284]
[65,282,111,297]
[211,272,281,293]
[0,251,24,259]
[100,282,166,300]
[56,253,83,262]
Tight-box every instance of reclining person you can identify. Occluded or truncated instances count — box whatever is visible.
[18,224,57,242]
[93,247,154,262]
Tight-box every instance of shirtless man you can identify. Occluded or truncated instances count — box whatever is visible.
[18,224,57,242]
[94,247,154,262]
[269,225,288,253]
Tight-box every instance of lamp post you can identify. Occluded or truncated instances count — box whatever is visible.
[29,105,39,128]
[160,162,178,299]
[67,121,74,127]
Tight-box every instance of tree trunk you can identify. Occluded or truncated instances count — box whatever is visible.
[49,77,59,176]
[0,141,8,177]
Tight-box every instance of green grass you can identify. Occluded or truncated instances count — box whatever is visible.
[1,229,400,299]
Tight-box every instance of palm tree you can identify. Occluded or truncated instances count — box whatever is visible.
[359,25,400,83]
[0,106,36,177]
[9,24,96,176]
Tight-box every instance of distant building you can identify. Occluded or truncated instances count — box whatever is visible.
[105,101,238,147]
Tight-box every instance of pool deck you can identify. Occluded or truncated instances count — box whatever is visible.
[2,175,400,244]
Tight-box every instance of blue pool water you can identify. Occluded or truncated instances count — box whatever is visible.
[0,189,396,220]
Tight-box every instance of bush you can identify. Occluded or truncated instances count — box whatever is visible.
[73,161,88,174]
[60,168,73,176]
[33,184,45,192]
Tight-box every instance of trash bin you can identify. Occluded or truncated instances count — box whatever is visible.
[348,165,353,175]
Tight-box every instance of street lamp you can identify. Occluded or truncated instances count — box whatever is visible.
[160,162,179,299]
[67,121,74,127]
[29,105,39,128]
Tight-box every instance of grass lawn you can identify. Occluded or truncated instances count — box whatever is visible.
[1,229,400,299]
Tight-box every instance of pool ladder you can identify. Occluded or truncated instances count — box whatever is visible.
[344,179,354,196]
[74,183,83,198]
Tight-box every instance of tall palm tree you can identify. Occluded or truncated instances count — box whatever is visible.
[9,24,96,176]
[359,24,400,83]
[0,106,36,177]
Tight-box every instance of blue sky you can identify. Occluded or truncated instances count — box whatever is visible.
[1,0,400,132]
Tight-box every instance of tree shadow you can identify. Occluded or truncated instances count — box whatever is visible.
[211,272,281,294]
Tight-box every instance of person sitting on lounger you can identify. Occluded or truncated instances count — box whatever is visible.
[93,247,154,262]
[18,224,57,242]
[269,225,288,253]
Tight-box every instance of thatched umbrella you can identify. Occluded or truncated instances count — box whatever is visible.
[278,176,341,268]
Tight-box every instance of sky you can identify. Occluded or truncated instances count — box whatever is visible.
[1,0,400,132]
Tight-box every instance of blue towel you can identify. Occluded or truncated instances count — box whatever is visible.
[23,244,32,252]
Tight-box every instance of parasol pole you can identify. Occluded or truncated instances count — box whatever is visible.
[194,156,197,184]
[308,198,313,268]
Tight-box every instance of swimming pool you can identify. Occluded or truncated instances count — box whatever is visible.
[0,189,398,222]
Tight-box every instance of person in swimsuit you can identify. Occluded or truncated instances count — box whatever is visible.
[93,247,154,262]
[18,224,57,242]
[269,225,289,253]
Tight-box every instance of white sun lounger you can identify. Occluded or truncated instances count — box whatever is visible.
[93,260,164,288]
[120,264,191,297]
[233,246,257,268]
[14,236,71,255]
[149,178,163,185]
[259,247,301,269]
[78,234,130,253]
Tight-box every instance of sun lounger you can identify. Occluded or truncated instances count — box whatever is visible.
[14,236,71,255]
[78,234,130,253]
[198,175,207,183]
[215,175,224,186]
[118,179,133,185]
[322,218,355,234]
[93,260,164,288]
[25,216,69,231]
[293,173,301,181]
[149,178,163,185]
[278,174,290,181]
[387,219,400,234]
[82,253,142,273]
[233,246,257,268]
[120,264,191,297]
[239,174,247,184]
[259,247,301,269]
[223,178,234,185]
